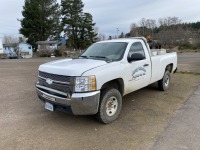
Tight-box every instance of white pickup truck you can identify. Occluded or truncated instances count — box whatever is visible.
[36,37,177,124]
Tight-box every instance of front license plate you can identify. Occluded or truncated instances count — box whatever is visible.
[45,102,54,111]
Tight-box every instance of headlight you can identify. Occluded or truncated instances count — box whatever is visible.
[75,76,96,92]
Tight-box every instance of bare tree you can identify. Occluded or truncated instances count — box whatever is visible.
[145,19,156,38]
[129,16,200,48]
[102,34,106,41]
[159,17,181,27]
[130,23,138,37]
[170,17,182,25]
[138,18,156,38]
[3,35,19,44]
[19,36,26,43]
[157,17,182,47]
[97,33,106,41]
[139,18,146,36]
[112,35,117,39]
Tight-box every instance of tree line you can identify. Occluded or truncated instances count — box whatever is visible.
[19,0,97,50]
[127,17,200,48]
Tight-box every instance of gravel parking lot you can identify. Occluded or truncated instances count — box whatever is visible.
[0,56,199,150]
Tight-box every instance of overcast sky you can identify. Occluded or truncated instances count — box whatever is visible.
[0,0,200,38]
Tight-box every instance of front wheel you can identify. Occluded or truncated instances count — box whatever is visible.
[158,70,170,91]
[96,88,122,124]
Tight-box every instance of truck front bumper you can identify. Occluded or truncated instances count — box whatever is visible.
[36,84,100,115]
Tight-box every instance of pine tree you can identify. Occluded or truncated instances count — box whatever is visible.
[81,13,97,47]
[19,0,61,50]
[61,0,83,49]
[61,0,97,49]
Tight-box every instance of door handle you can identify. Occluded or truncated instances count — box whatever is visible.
[143,64,149,67]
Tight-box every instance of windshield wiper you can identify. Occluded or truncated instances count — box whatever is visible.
[90,56,112,63]
[79,55,89,59]
[90,56,107,59]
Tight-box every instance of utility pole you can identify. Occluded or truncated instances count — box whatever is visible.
[117,28,119,38]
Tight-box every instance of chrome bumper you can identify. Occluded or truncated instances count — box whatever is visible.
[36,84,100,115]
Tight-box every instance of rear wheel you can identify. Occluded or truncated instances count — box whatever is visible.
[158,70,170,91]
[96,88,122,124]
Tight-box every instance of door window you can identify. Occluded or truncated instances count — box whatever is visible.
[128,42,146,59]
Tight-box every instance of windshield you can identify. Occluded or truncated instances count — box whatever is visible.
[80,42,128,61]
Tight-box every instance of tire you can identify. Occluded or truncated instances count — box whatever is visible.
[96,88,122,124]
[158,70,170,91]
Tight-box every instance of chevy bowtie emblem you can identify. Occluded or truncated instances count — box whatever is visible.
[46,78,53,85]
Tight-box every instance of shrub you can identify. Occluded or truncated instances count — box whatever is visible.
[178,42,193,50]
[193,43,200,50]
[37,50,52,57]
[54,49,62,57]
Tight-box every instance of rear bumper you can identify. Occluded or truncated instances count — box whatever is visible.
[36,84,100,115]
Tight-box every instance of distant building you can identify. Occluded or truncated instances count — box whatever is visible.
[36,41,58,51]
[36,38,67,51]
[3,43,16,55]
[3,42,33,58]
[18,43,33,58]
[0,37,3,54]
[57,37,67,46]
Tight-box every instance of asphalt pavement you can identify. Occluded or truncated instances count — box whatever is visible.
[152,52,200,150]
[152,84,200,150]
[177,53,200,73]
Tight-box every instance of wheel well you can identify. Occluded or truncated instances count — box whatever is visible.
[101,79,124,96]
[166,64,173,73]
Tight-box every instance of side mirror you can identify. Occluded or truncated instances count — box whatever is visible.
[128,53,145,62]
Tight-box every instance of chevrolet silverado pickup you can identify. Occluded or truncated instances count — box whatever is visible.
[36,37,177,124]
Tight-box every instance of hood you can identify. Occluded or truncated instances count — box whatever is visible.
[38,58,107,76]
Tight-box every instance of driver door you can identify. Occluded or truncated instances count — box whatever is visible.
[125,42,151,93]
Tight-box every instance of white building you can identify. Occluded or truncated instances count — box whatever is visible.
[3,42,33,58]
[3,43,16,55]
[18,42,33,58]
[0,37,3,54]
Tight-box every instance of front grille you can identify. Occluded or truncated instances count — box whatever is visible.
[39,71,70,83]
[38,71,74,96]
[38,78,70,93]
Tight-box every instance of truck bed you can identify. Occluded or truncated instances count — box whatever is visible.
[150,49,167,56]
[150,52,177,84]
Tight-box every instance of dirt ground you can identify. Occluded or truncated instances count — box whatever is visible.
[0,58,200,150]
